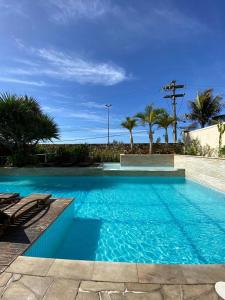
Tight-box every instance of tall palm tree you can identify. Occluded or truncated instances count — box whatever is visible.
[135,105,164,154]
[157,111,174,144]
[186,89,224,128]
[121,117,137,152]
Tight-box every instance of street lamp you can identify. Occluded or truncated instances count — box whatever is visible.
[105,104,112,145]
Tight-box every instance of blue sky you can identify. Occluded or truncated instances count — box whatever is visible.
[0,0,225,143]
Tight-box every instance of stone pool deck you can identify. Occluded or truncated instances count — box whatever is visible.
[0,256,223,299]
[0,197,73,273]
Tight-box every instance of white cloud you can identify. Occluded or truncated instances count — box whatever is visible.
[0,0,27,17]
[14,58,39,67]
[8,48,128,86]
[37,48,127,85]
[69,111,106,122]
[49,0,112,23]
[80,101,105,109]
[0,77,47,87]
[45,0,207,40]
[90,128,126,134]
[42,104,106,123]
[42,105,63,114]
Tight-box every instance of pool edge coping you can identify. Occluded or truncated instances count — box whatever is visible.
[4,256,225,284]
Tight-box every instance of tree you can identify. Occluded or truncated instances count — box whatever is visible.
[217,121,225,157]
[121,117,137,152]
[135,105,164,154]
[0,93,59,158]
[157,111,174,144]
[186,89,224,128]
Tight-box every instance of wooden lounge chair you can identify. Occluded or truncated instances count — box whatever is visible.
[0,193,20,205]
[0,193,51,235]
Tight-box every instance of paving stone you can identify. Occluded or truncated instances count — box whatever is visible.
[76,291,99,300]
[137,264,185,284]
[1,282,37,300]
[1,275,52,300]
[6,256,55,276]
[47,259,94,280]
[0,266,7,274]
[181,264,225,284]
[109,294,125,300]
[0,272,12,287]
[1,273,20,297]
[161,285,182,300]
[80,281,124,292]
[92,262,138,282]
[182,284,218,300]
[43,278,79,300]
[100,292,111,300]
[124,292,163,300]
[125,283,160,292]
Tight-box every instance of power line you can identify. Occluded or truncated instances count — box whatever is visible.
[53,129,148,143]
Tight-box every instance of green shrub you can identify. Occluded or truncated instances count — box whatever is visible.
[185,138,215,157]
[91,149,120,162]
[7,153,39,167]
[219,145,225,157]
[33,144,91,165]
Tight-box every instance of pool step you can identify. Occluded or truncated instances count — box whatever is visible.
[103,168,185,177]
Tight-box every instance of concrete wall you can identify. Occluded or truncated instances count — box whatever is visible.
[0,167,102,176]
[174,155,225,193]
[120,154,174,166]
[0,165,185,177]
[185,124,225,151]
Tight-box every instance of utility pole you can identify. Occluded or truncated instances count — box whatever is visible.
[163,80,185,143]
[105,104,112,145]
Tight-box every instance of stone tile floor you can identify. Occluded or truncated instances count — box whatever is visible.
[0,256,223,299]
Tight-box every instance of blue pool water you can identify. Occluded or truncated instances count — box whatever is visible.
[1,175,225,264]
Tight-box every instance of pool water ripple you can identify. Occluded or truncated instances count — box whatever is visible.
[1,176,225,263]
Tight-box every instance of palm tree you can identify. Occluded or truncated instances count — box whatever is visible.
[135,105,164,154]
[186,89,224,128]
[157,111,174,144]
[121,117,137,152]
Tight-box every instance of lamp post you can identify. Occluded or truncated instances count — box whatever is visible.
[105,104,112,145]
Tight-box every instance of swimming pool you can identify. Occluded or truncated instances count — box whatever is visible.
[1,175,225,264]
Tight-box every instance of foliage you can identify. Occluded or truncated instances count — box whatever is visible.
[0,93,59,166]
[90,149,120,162]
[35,144,121,164]
[121,117,137,152]
[186,89,224,128]
[135,105,164,154]
[157,111,174,144]
[217,121,225,157]
[220,145,225,156]
[35,144,90,166]
[156,137,161,144]
[185,138,215,157]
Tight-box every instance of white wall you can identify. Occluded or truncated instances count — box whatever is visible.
[185,124,225,151]
[174,155,225,193]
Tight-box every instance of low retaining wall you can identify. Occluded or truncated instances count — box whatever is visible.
[174,155,225,193]
[120,154,174,167]
[0,167,102,176]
